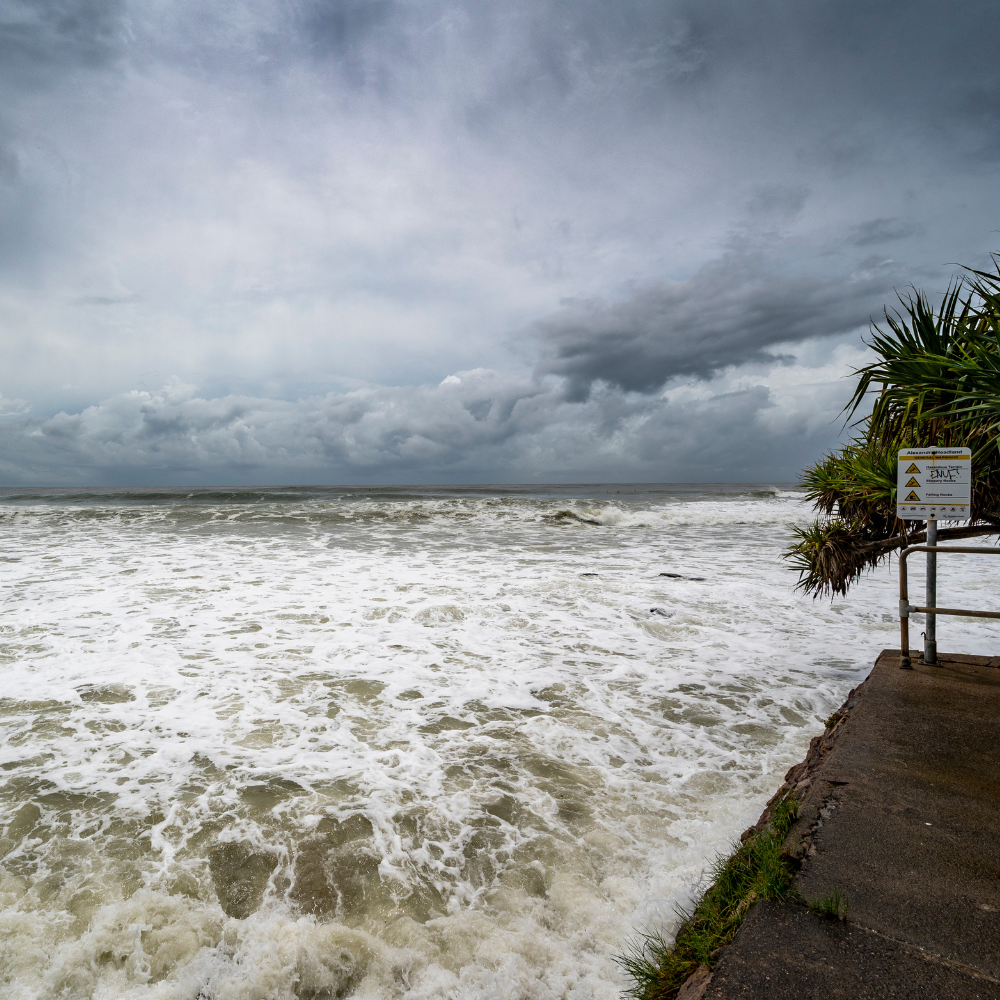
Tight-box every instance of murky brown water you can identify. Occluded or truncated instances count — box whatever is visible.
[2,485,996,998]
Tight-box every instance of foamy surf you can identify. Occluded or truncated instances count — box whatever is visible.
[1,485,997,999]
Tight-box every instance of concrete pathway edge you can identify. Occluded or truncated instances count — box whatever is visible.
[682,650,1000,1000]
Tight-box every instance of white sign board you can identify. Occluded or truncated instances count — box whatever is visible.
[896,447,972,520]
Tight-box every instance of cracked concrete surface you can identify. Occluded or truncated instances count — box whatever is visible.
[706,650,1000,999]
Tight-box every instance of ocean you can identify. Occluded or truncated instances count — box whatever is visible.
[1,484,997,1000]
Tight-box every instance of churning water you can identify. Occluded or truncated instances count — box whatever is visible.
[2,484,998,1000]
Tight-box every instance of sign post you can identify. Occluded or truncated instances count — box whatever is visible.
[896,447,972,665]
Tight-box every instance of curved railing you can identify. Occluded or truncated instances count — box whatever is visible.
[898,544,1000,669]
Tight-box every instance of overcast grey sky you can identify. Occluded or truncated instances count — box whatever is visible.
[1,0,998,485]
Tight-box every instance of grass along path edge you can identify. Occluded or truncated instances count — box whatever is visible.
[618,794,801,1000]
[619,681,864,1000]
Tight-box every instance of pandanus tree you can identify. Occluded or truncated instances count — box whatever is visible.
[786,257,1000,597]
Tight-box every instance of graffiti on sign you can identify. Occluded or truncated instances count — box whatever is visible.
[896,447,972,520]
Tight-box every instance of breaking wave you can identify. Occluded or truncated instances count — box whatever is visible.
[2,484,997,998]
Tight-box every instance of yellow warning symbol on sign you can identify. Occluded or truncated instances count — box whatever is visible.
[904,491,921,502]
[905,477,920,487]
[905,463,920,474]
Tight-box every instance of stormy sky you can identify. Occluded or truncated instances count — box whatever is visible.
[1,0,999,485]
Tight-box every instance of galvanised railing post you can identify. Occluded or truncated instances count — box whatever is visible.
[898,544,1000,669]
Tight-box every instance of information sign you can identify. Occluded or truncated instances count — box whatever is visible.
[896,447,972,520]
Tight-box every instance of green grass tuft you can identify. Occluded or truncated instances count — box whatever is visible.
[618,796,800,1000]
[809,888,848,920]
[825,710,844,730]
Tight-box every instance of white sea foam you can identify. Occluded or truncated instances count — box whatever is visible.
[1,485,997,999]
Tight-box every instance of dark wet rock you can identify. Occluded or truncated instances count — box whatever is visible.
[580,572,599,577]
[209,841,279,918]
[649,607,674,617]
[677,964,712,999]
[659,572,706,581]
[659,572,683,578]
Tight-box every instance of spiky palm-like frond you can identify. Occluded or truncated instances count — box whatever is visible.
[787,257,1000,597]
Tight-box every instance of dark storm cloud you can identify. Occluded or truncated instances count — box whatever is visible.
[0,1,126,86]
[5,1,1000,123]
[0,368,846,485]
[0,1,999,484]
[11,0,992,142]
[534,255,890,399]
[677,1,1000,124]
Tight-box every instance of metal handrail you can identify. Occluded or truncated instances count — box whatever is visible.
[898,544,1000,669]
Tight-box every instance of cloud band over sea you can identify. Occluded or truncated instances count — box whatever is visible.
[1,1,999,483]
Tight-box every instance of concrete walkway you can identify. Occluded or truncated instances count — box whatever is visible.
[706,650,1000,1000]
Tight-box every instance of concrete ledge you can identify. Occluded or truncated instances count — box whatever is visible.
[707,899,998,999]
[704,650,1000,999]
